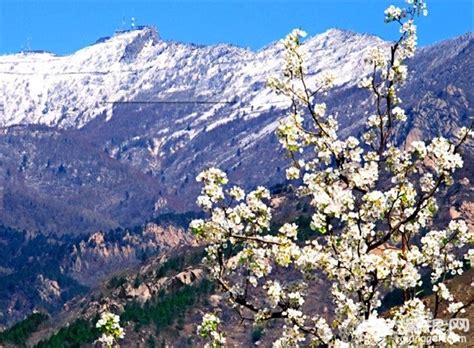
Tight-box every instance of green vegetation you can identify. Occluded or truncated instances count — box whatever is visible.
[108,275,127,289]
[122,279,214,331]
[0,312,49,346]
[0,225,88,317]
[251,326,264,343]
[147,334,156,347]
[23,233,210,347]
[293,215,315,242]
[150,211,204,229]
[34,278,213,347]
[155,250,206,278]
[35,318,100,348]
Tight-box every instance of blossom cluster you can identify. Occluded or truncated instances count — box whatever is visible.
[196,168,229,211]
[95,312,125,347]
[197,313,226,348]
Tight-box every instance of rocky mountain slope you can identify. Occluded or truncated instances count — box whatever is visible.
[0,212,199,327]
[0,27,471,236]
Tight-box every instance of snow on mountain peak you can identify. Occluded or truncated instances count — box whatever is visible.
[120,27,160,63]
[0,28,386,129]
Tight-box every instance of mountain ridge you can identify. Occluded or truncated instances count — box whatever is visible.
[0,26,384,128]
[0,29,471,236]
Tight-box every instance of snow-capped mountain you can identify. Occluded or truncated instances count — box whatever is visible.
[0,27,384,128]
[0,27,472,235]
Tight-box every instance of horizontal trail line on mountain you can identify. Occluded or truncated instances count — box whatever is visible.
[0,59,262,75]
[0,99,290,109]
[0,71,110,76]
[104,100,234,105]
[102,99,292,110]
[99,99,293,118]
[0,59,258,66]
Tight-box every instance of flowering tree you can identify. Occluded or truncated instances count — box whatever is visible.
[96,312,125,347]
[191,0,473,346]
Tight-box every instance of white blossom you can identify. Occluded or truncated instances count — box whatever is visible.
[96,312,124,347]
[365,47,387,67]
[279,223,299,240]
[384,5,403,22]
[313,103,327,118]
[354,314,394,346]
[229,186,245,201]
[392,106,407,121]
[197,313,226,347]
[267,281,283,307]
[286,166,300,180]
[358,76,373,89]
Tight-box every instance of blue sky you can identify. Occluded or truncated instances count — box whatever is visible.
[0,0,472,55]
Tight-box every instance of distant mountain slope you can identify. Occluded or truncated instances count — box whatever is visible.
[0,28,471,236]
[0,212,199,327]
